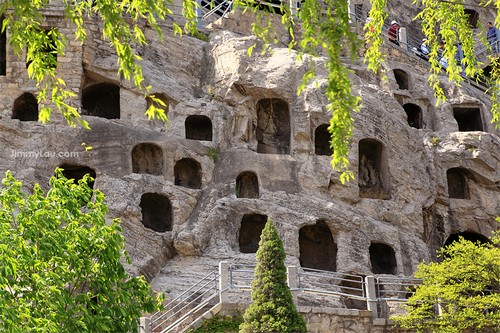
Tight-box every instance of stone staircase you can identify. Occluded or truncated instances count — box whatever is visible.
[149,270,221,333]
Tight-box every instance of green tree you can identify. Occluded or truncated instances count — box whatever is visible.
[239,219,307,333]
[392,233,500,333]
[0,170,162,333]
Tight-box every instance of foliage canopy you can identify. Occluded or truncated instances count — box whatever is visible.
[239,219,307,333]
[392,233,500,333]
[1,0,499,179]
[0,170,162,333]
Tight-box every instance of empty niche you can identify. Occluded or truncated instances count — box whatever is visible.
[314,124,333,156]
[402,103,422,129]
[444,231,489,248]
[140,193,172,232]
[464,9,479,28]
[81,83,120,119]
[358,139,390,199]
[146,93,169,114]
[59,163,96,189]
[393,69,409,90]
[453,107,483,132]
[132,143,163,176]
[0,16,5,76]
[185,115,213,141]
[447,168,469,199]
[239,213,267,253]
[26,28,58,70]
[369,242,397,275]
[13,93,38,121]
[256,98,291,154]
[236,171,259,198]
[174,158,202,189]
[299,220,337,271]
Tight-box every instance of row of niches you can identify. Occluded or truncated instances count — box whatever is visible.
[59,160,492,270]
[393,69,488,132]
[134,141,485,200]
[12,86,490,160]
[353,140,488,200]
[11,89,214,139]
[55,139,489,209]
[134,144,260,197]
[11,92,332,155]
[239,216,490,275]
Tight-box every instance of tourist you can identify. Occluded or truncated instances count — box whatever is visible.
[420,38,430,58]
[438,41,448,69]
[388,20,400,45]
[365,17,375,33]
[455,43,464,72]
[486,21,499,53]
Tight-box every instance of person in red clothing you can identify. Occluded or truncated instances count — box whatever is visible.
[365,17,375,33]
[388,20,400,45]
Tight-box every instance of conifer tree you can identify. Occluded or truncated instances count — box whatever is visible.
[239,219,307,333]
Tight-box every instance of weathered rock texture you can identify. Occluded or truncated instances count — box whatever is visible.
[0,0,499,331]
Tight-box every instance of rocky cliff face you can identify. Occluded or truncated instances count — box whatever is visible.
[0,2,498,310]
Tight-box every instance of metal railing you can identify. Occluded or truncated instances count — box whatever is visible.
[350,9,493,93]
[228,263,255,289]
[201,0,233,20]
[376,276,423,302]
[149,271,220,333]
[298,267,367,300]
[142,262,426,332]
[227,263,420,303]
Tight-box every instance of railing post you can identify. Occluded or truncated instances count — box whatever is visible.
[196,0,202,29]
[347,0,355,23]
[289,0,297,16]
[399,27,408,50]
[139,317,151,333]
[287,265,299,304]
[365,276,379,318]
[219,261,229,304]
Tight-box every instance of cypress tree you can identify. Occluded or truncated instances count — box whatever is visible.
[239,219,307,333]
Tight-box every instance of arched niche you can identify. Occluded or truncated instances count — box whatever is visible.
[59,163,96,189]
[314,124,333,156]
[256,98,290,154]
[402,103,422,129]
[132,143,163,176]
[369,242,397,275]
[236,171,259,198]
[146,93,170,115]
[140,193,172,232]
[174,158,202,189]
[393,69,409,90]
[185,115,213,141]
[299,220,337,272]
[81,82,120,119]
[26,28,58,70]
[464,9,479,28]
[447,168,470,199]
[239,213,267,253]
[358,138,390,199]
[13,92,38,121]
[444,231,489,248]
[452,107,483,132]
